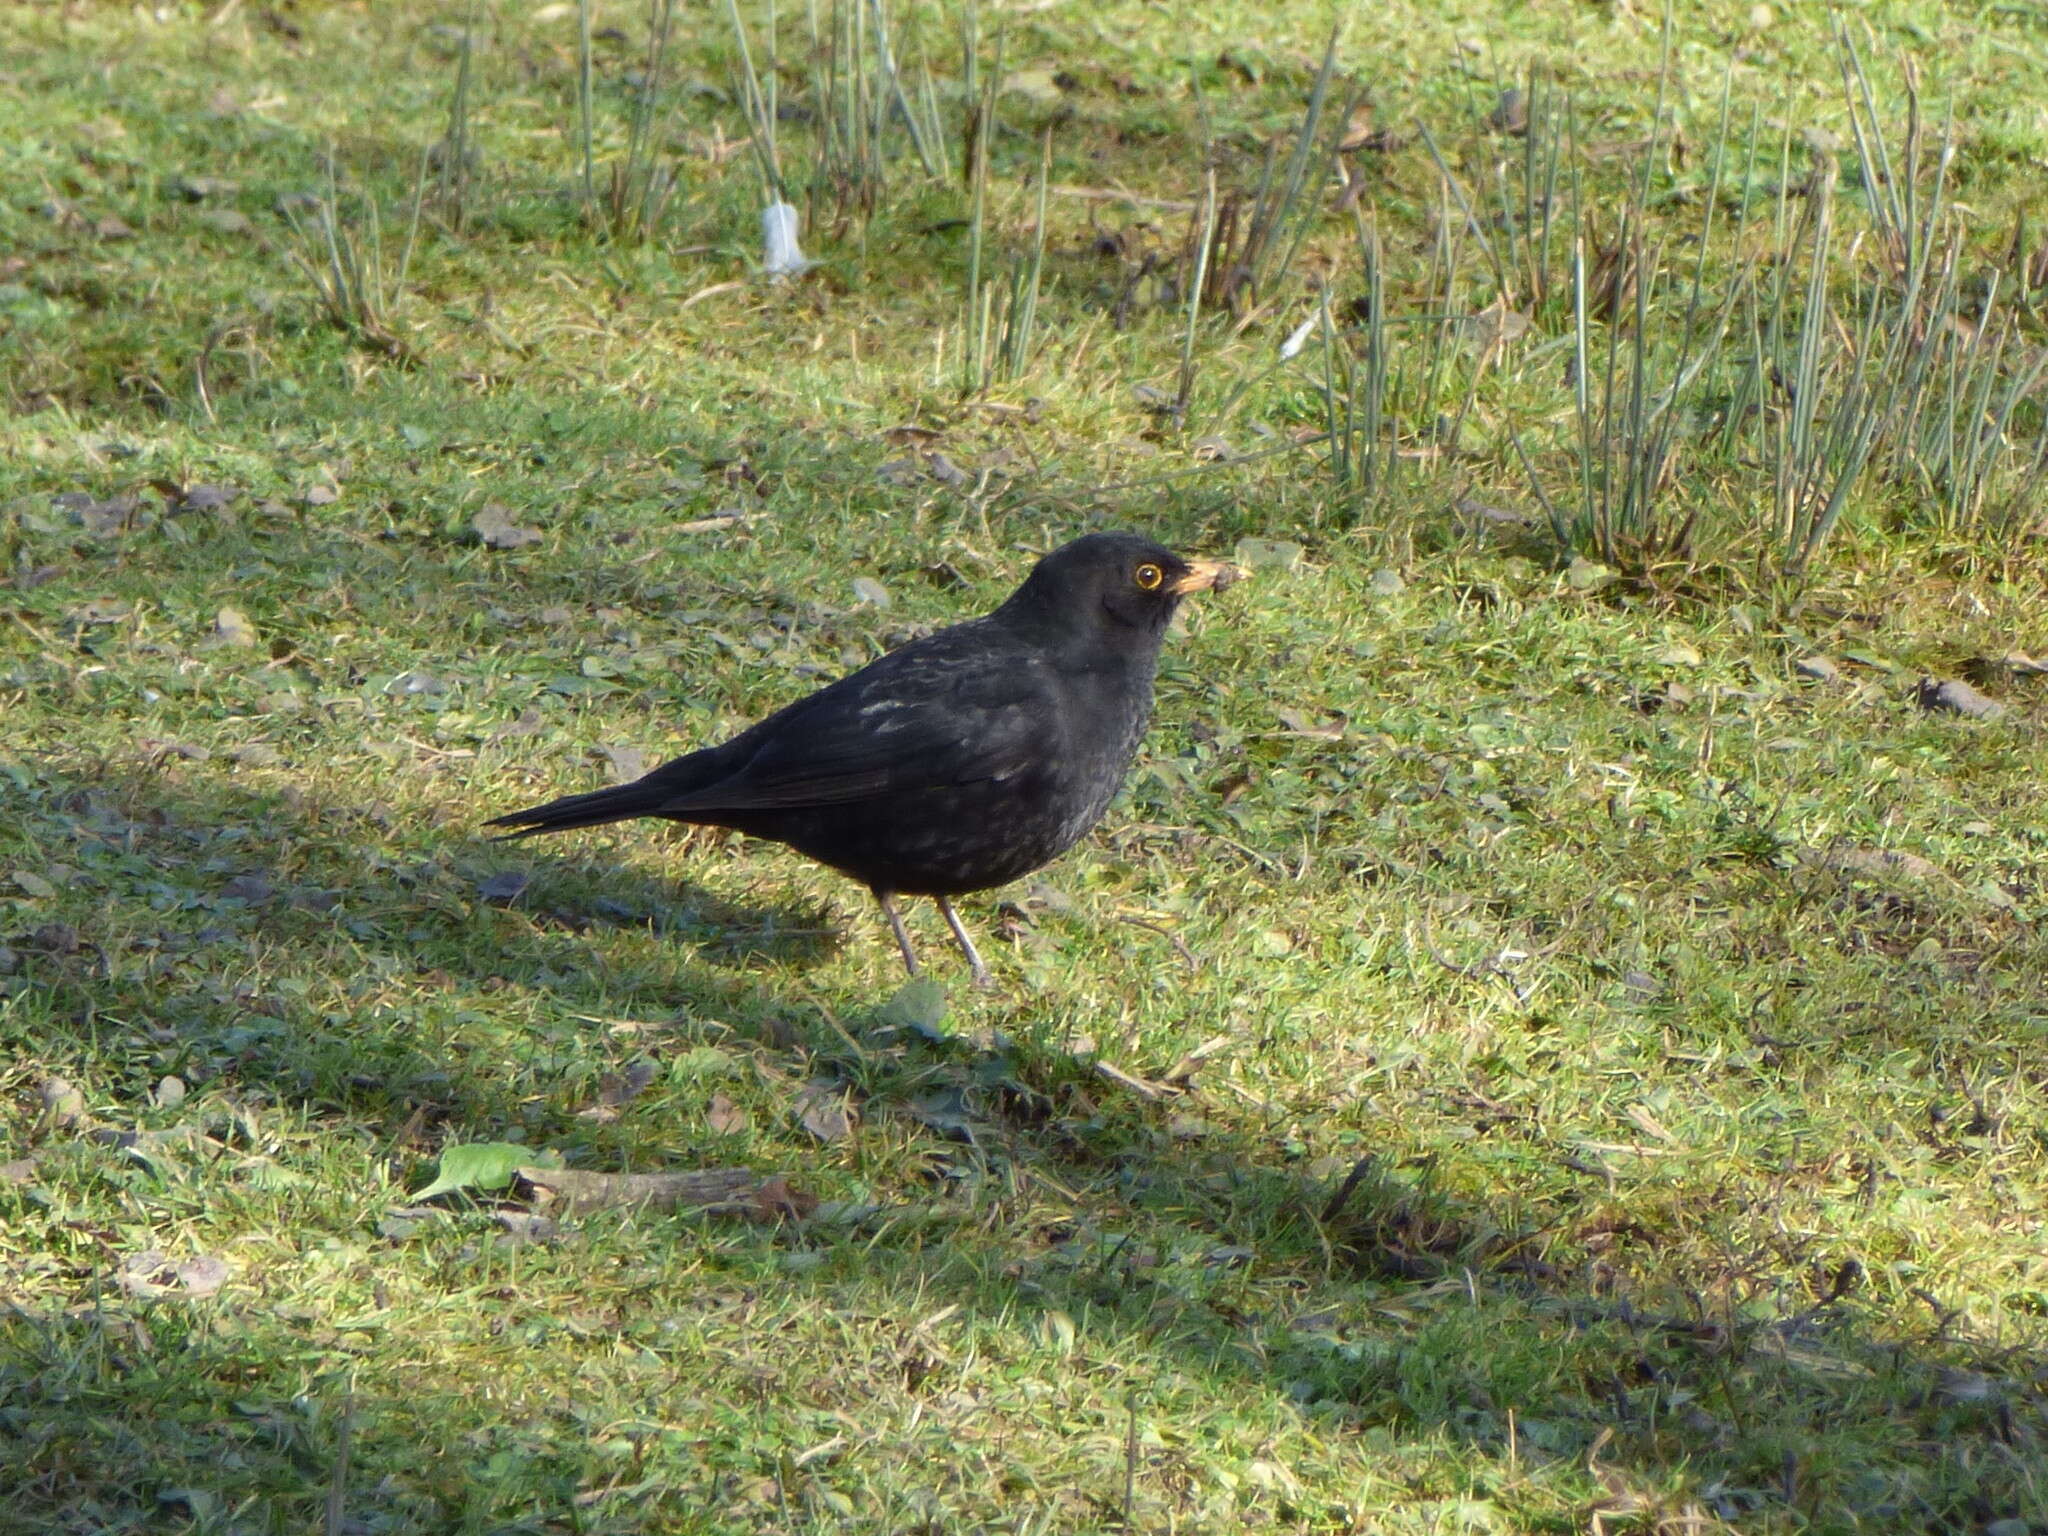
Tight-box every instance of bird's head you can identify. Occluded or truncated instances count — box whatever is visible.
[1000,532,1242,650]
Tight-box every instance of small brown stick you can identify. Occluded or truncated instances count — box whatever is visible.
[516,1165,812,1219]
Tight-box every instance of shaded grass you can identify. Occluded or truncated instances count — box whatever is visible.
[5,1,2048,1532]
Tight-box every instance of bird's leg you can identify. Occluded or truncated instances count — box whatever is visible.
[935,897,994,991]
[874,889,920,977]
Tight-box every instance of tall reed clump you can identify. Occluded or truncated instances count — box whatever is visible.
[805,0,947,222]
[1833,41,2048,544]
[573,0,686,245]
[279,157,426,362]
[723,0,952,234]
[1730,34,2047,576]
[1175,32,1365,442]
[954,11,1059,393]
[960,119,1053,392]
[428,0,483,233]
[1195,30,1349,320]
[719,0,1043,388]
[1430,29,2048,586]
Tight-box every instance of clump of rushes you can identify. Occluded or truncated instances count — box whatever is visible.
[428,0,481,232]
[279,156,424,361]
[574,0,686,245]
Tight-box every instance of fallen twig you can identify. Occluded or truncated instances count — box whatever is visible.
[516,1165,813,1219]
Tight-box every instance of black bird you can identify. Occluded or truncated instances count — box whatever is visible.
[485,532,1241,986]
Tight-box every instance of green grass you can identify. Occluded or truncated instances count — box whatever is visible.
[4,1,2048,1531]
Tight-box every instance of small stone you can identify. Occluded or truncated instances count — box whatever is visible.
[1234,538,1305,574]
[1915,677,2004,720]
[174,1255,230,1296]
[196,208,254,236]
[1369,567,1406,596]
[1566,557,1613,591]
[178,483,240,512]
[41,1078,87,1128]
[175,175,241,201]
[215,606,260,647]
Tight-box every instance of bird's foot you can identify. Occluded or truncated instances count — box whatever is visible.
[936,898,999,994]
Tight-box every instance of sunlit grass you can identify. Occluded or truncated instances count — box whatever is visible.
[3,1,2047,1532]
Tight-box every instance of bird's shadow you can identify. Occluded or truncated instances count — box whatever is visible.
[500,837,846,970]
[2,758,856,1134]
[6,757,2044,1533]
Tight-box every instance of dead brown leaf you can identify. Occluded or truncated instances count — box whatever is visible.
[706,1092,751,1135]
[117,1249,231,1298]
[794,1082,855,1143]
[1094,1059,1175,1101]
[473,501,541,550]
[597,743,647,783]
[489,708,545,742]
[177,483,241,513]
[578,1059,658,1122]
[1338,101,1377,152]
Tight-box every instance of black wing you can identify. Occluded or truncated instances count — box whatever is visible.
[656,629,1055,814]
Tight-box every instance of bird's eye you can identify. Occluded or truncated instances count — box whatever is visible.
[1133,563,1165,591]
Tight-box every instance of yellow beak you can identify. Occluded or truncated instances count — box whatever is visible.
[1167,558,1245,596]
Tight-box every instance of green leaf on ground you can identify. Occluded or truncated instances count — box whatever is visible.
[412,1142,561,1202]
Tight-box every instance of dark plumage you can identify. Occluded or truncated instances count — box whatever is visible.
[485,532,1241,986]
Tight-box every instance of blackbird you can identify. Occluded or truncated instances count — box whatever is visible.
[485,532,1240,986]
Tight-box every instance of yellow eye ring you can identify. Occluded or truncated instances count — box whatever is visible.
[1134,563,1165,591]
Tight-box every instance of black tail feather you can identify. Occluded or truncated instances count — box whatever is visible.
[483,778,675,840]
